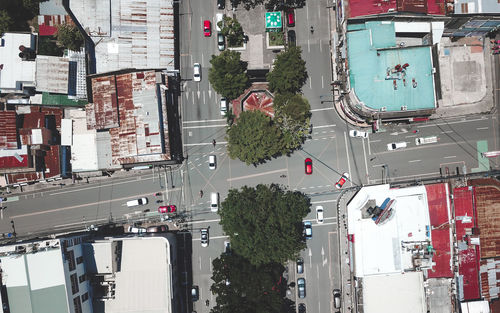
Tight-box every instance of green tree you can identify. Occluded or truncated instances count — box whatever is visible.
[56,24,84,51]
[266,46,308,94]
[211,253,293,313]
[230,0,265,10]
[226,110,285,165]
[274,93,311,150]
[220,16,244,47]
[209,50,249,100]
[0,10,12,36]
[219,184,310,266]
[38,36,65,56]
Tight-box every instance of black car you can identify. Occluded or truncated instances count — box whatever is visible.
[288,30,296,47]
[191,286,199,301]
[298,303,306,313]
[217,0,225,9]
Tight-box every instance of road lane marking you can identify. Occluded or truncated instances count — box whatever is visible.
[11,191,157,219]
[183,124,226,129]
[477,127,489,130]
[192,234,229,241]
[54,218,109,228]
[409,159,421,163]
[441,130,453,134]
[184,141,227,147]
[314,124,336,129]
[227,168,287,182]
[444,155,456,159]
[311,107,334,112]
[343,131,352,187]
[183,119,226,124]
[370,139,381,143]
[311,199,337,204]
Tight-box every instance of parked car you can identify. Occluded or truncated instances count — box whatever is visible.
[158,205,176,214]
[217,0,225,9]
[296,257,304,274]
[203,20,211,37]
[126,197,148,207]
[415,136,438,145]
[303,221,312,239]
[217,32,225,51]
[200,228,209,247]
[287,30,296,46]
[209,154,216,170]
[191,285,199,301]
[298,303,306,313]
[220,97,227,115]
[216,13,224,31]
[286,8,295,27]
[333,289,341,309]
[305,158,312,175]
[193,63,201,82]
[349,129,369,138]
[316,206,324,224]
[127,226,146,234]
[335,173,349,189]
[387,142,407,151]
[297,278,306,298]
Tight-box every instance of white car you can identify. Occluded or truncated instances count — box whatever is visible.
[349,130,369,138]
[200,228,209,247]
[127,226,146,234]
[209,155,216,170]
[193,63,201,82]
[387,142,407,151]
[220,97,227,115]
[316,206,324,224]
[126,197,148,207]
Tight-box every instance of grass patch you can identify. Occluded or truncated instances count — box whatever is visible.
[269,31,284,46]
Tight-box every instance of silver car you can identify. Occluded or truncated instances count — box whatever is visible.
[193,63,201,82]
[297,278,306,298]
[200,228,209,247]
[217,32,225,51]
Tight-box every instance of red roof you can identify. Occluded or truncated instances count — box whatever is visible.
[425,184,453,278]
[39,24,58,36]
[454,186,481,301]
[0,155,28,169]
[347,0,445,18]
[0,111,18,149]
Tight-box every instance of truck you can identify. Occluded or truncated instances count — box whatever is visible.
[415,136,438,146]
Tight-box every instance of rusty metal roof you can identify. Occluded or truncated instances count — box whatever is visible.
[35,56,70,94]
[347,0,445,18]
[70,0,175,73]
[474,182,500,258]
[0,111,18,149]
[88,70,171,166]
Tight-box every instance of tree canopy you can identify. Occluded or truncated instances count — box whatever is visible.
[0,0,46,35]
[209,50,250,100]
[219,16,244,47]
[56,24,84,51]
[0,10,12,37]
[210,253,293,313]
[219,184,310,266]
[266,46,308,95]
[226,110,286,165]
[274,93,311,150]
[230,0,305,10]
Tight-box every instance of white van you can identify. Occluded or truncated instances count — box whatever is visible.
[216,13,224,31]
[210,192,219,212]
[127,197,148,207]
[415,136,438,145]
[209,155,216,170]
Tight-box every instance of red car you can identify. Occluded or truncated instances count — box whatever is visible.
[286,9,295,27]
[305,158,312,175]
[158,205,177,213]
[335,173,349,189]
[203,20,211,37]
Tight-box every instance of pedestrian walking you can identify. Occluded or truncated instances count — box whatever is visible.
[212,139,216,147]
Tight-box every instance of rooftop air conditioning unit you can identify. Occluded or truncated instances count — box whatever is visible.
[380,107,387,112]
[401,106,407,111]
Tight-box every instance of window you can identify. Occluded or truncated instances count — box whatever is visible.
[68,250,76,271]
[70,274,79,294]
[73,296,82,313]
[76,256,84,264]
[79,274,86,283]
[461,3,468,13]
[81,292,89,303]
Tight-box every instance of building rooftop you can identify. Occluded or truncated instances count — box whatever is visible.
[70,0,175,74]
[87,70,171,166]
[347,0,446,18]
[425,183,453,278]
[472,180,500,259]
[0,33,36,92]
[347,184,431,277]
[0,111,19,149]
[363,272,427,313]
[346,21,436,112]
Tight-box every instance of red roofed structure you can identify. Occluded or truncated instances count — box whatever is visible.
[347,0,446,18]
[425,183,453,278]
[0,111,19,149]
[454,186,481,301]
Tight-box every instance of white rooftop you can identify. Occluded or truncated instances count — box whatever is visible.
[0,33,36,92]
[363,272,427,313]
[347,184,430,277]
[102,237,173,313]
[68,109,99,172]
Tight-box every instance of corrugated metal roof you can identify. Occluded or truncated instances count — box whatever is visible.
[88,70,171,166]
[480,258,500,301]
[39,92,88,106]
[39,0,67,15]
[70,0,175,73]
[474,183,500,258]
[347,0,445,17]
[37,15,74,36]
[36,56,70,94]
[0,146,29,169]
[0,111,18,149]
